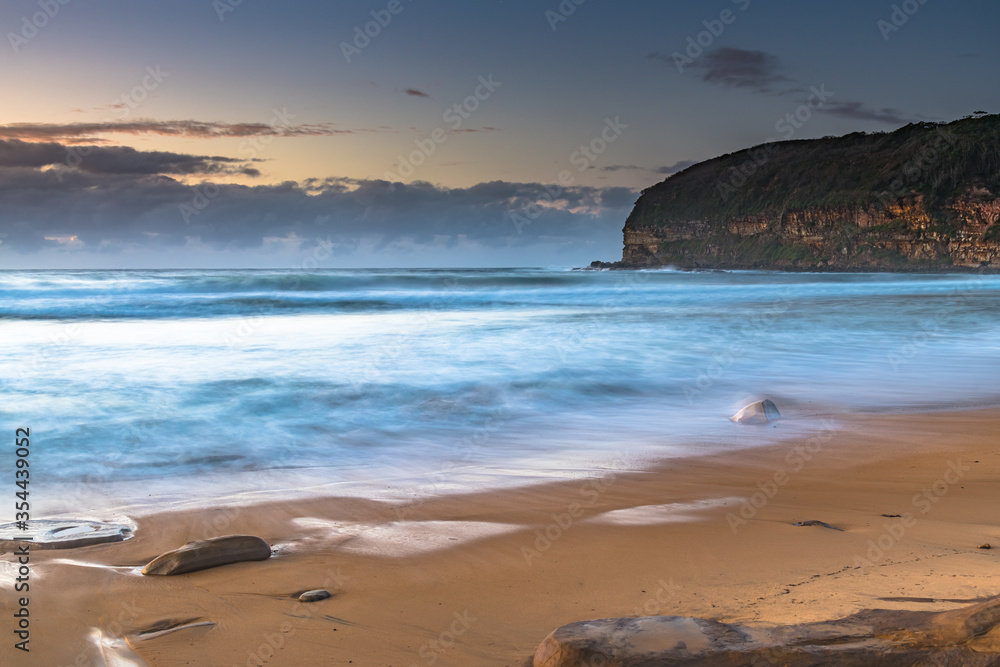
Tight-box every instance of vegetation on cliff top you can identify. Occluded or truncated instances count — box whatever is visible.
[626,113,1000,228]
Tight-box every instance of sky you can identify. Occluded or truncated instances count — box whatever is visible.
[1,0,998,268]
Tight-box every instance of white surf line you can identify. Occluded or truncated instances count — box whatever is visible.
[287,517,522,557]
[586,497,743,525]
[45,558,143,576]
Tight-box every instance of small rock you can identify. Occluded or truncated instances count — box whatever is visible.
[979,543,992,550]
[793,520,844,531]
[298,589,332,602]
[141,535,271,576]
[730,399,780,425]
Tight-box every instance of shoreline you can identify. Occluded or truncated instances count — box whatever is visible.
[6,406,1000,665]
[31,396,1000,520]
[583,261,1000,274]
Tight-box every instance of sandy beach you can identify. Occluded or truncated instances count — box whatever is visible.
[5,0,1000,664]
[6,406,1000,666]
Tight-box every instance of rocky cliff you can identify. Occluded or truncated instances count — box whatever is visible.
[616,114,1000,271]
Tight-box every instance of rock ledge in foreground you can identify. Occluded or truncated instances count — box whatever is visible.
[534,595,1000,666]
[142,535,271,576]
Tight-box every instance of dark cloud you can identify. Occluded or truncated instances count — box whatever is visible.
[0,139,259,177]
[0,119,361,144]
[649,47,917,126]
[647,47,796,94]
[405,88,431,98]
[693,47,794,94]
[596,186,638,209]
[655,160,696,175]
[451,127,499,133]
[822,101,914,125]
[0,163,636,254]
[600,161,696,175]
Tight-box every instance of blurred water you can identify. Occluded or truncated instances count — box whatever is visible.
[2,268,999,511]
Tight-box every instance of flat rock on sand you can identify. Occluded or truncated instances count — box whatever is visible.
[298,589,332,602]
[0,519,133,550]
[534,595,1000,665]
[142,535,271,575]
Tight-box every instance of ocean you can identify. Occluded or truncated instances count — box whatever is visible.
[3,268,1000,515]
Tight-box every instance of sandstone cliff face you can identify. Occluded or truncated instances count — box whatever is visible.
[622,192,1000,271]
[615,115,1000,271]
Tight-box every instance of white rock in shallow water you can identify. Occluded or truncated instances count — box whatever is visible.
[731,399,781,425]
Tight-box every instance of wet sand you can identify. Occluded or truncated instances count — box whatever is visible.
[4,407,1000,666]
